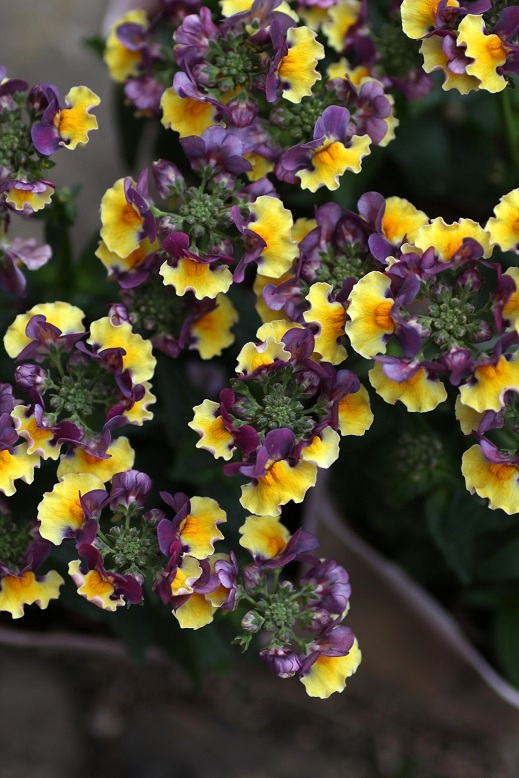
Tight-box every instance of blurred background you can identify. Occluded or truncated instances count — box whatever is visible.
[1,1,519,776]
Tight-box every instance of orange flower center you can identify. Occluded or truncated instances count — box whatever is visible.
[488,462,517,482]
[486,35,508,63]
[373,301,394,331]
[121,203,142,227]
[84,570,114,597]
[313,141,344,170]
[477,359,506,381]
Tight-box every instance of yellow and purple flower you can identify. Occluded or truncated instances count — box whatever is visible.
[280,106,371,192]
[31,85,100,154]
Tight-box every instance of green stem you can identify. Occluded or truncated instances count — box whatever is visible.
[499,89,519,179]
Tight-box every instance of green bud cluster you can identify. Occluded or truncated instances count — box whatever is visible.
[127,275,186,337]
[271,88,336,143]
[314,244,374,290]
[231,365,328,442]
[205,35,263,92]
[395,432,442,481]
[0,514,32,571]
[417,285,487,349]
[376,20,422,78]
[47,358,117,434]
[234,578,319,652]
[178,187,231,240]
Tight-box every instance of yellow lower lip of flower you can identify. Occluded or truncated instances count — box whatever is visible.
[57,86,100,150]
[337,385,374,436]
[301,639,361,698]
[345,271,394,358]
[170,556,202,597]
[401,0,459,40]
[57,437,135,482]
[414,216,493,261]
[322,0,362,52]
[236,336,291,374]
[369,362,447,413]
[249,196,298,278]
[124,381,156,425]
[0,570,63,619]
[37,472,105,545]
[103,9,147,82]
[88,317,156,384]
[420,35,481,94]
[486,189,519,255]
[160,89,218,137]
[6,185,53,212]
[68,561,123,611]
[4,300,85,359]
[303,282,347,365]
[301,427,340,469]
[382,197,428,245]
[298,134,371,193]
[459,355,519,413]
[100,178,144,259]
[0,444,40,497]
[189,399,235,461]
[458,14,509,94]
[462,444,519,515]
[11,406,58,460]
[240,458,318,516]
[190,294,238,359]
[174,592,217,629]
[278,26,324,104]
[239,514,290,559]
[160,258,233,300]
[179,496,226,559]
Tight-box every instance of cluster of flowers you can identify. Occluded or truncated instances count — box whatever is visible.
[3,0,519,701]
[0,68,99,295]
[103,0,412,194]
[401,0,519,94]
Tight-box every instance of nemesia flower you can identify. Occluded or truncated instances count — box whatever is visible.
[232,195,298,281]
[3,300,85,360]
[369,360,448,413]
[267,22,325,104]
[31,85,100,154]
[0,442,40,497]
[300,637,361,698]
[100,178,148,259]
[462,439,519,515]
[2,179,54,212]
[337,384,374,436]
[401,0,461,41]
[37,472,107,545]
[161,79,220,138]
[413,217,493,261]
[281,106,371,192]
[457,13,512,94]
[459,351,519,413]
[189,399,235,460]
[303,282,347,364]
[56,437,135,481]
[0,562,63,619]
[345,271,395,358]
[0,236,52,297]
[322,0,363,52]
[420,31,482,94]
[486,189,519,253]
[104,9,149,82]
[87,317,156,384]
[159,231,234,300]
[157,492,227,561]
[69,544,142,611]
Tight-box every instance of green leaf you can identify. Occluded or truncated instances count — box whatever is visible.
[425,488,475,584]
[479,538,519,581]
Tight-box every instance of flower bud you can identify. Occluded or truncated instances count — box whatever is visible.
[152,159,185,199]
[241,610,261,633]
[260,647,301,678]
[14,363,47,393]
